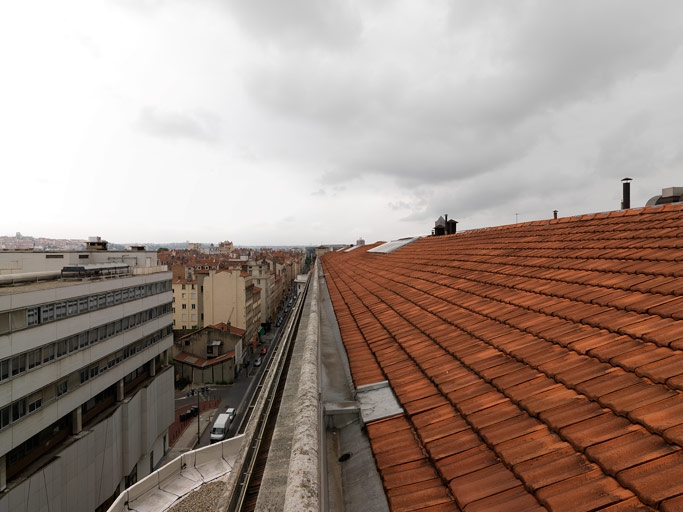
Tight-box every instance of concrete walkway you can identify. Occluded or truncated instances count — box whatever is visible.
[158,408,218,468]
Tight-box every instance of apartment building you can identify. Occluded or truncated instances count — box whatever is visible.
[198,269,262,348]
[246,259,276,324]
[171,278,198,330]
[0,243,174,512]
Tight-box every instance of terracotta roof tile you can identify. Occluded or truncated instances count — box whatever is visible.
[513,446,594,492]
[618,451,683,507]
[601,382,675,416]
[322,203,683,510]
[380,459,439,490]
[448,464,525,509]
[538,399,605,430]
[629,395,683,434]
[584,428,677,476]
[463,487,546,512]
[536,469,636,511]
[386,479,455,512]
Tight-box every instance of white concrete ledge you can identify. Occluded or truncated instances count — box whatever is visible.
[107,435,244,512]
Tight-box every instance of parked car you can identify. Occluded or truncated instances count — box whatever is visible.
[260,346,267,355]
[254,357,262,367]
[226,407,236,422]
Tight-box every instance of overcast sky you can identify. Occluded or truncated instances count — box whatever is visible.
[2,1,683,246]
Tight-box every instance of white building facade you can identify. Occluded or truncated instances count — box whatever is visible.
[0,244,174,512]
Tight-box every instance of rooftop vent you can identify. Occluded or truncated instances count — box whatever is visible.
[86,236,108,251]
[646,186,683,206]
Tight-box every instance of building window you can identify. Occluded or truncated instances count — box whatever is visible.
[11,398,27,422]
[56,380,68,396]
[0,406,9,429]
[182,304,187,310]
[28,349,41,369]
[191,304,196,310]
[56,340,68,358]
[28,393,42,412]
[11,354,26,376]
[42,345,55,363]
[67,300,78,316]
[55,302,67,319]
[27,307,40,326]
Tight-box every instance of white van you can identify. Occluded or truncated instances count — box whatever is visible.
[210,413,230,443]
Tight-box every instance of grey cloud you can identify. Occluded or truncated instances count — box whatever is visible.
[596,112,666,179]
[388,201,412,211]
[137,107,220,143]
[112,0,173,15]
[224,0,362,50]
[242,1,683,211]
[499,2,683,112]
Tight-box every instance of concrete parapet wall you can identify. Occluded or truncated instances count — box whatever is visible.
[283,262,321,511]
[107,435,244,512]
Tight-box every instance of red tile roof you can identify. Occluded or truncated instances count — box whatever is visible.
[322,203,683,511]
[174,350,235,368]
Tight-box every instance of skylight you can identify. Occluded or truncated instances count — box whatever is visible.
[367,237,419,254]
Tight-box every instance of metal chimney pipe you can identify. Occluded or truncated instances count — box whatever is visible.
[553,210,558,220]
[621,177,632,210]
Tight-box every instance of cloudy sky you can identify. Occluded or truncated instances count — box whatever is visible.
[2,1,683,246]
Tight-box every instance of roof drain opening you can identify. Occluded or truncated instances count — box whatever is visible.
[338,452,353,463]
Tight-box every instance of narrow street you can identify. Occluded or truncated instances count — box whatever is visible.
[172,324,281,448]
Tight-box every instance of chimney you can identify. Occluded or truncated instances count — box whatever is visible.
[553,210,558,220]
[433,215,446,236]
[446,219,458,235]
[621,177,632,210]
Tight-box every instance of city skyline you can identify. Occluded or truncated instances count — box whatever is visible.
[3,1,683,245]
